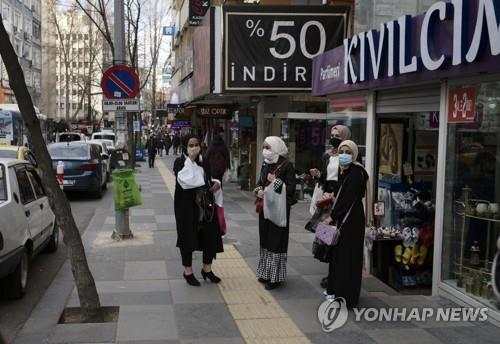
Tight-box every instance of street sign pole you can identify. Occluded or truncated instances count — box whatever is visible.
[112,0,132,240]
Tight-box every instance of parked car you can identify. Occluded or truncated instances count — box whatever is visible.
[88,140,111,181]
[0,159,59,299]
[91,138,115,153]
[47,142,108,198]
[91,131,115,144]
[56,132,87,143]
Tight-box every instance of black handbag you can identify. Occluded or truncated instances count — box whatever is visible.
[195,185,215,225]
[312,238,333,263]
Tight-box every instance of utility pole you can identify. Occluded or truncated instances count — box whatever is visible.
[112,0,133,240]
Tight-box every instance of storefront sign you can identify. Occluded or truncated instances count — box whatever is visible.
[171,120,192,129]
[448,87,477,123]
[198,105,231,118]
[189,0,210,26]
[102,99,140,112]
[312,0,500,96]
[224,6,348,91]
[162,26,176,36]
[167,104,185,113]
[193,8,214,98]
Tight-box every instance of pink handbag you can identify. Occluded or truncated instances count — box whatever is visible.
[216,205,227,235]
[315,223,340,246]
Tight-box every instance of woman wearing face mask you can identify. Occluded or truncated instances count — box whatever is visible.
[322,140,369,308]
[309,125,351,288]
[254,136,297,290]
[310,125,352,201]
[174,134,223,286]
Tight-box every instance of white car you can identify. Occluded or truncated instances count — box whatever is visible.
[0,159,59,299]
[88,140,111,181]
[91,131,115,144]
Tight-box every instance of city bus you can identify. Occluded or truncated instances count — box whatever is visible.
[0,104,47,145]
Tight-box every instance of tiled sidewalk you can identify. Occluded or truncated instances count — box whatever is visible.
[12,155,500,344]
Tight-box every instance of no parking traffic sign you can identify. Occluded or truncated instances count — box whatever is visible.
[101,65,140,99]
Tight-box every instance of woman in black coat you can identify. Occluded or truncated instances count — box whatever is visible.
[174,134,224,286]
[323,140,368,308]
[254,136,296,290]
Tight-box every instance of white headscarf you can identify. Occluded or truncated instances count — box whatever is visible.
[264,136,288,164]
[265,136,288,155]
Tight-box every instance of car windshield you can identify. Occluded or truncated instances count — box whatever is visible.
[48,144,89,159]
[0,150,16,158]
[0,165,6,201]
[59,134,82,142]
[93,134,115,141]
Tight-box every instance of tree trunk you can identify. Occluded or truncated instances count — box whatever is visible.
[0,16,101,321]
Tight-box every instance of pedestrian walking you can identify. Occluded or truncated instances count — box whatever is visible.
[322,140,369,307]
[174,134,224,286]
[157,134,165,157]
[308,124,351,288]
[254,136,296,290]
[205,135,230,186]
[165,133,172,155]
[146,133,158,168]
[173,133,181,155]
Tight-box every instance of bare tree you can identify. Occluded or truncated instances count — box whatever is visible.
[75,0,166,168]
[0,15,101,321]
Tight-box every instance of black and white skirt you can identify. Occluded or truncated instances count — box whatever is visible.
[256,248,287,283]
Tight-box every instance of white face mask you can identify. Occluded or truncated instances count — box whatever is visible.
[188,146,200,156]
[263,148,277,163]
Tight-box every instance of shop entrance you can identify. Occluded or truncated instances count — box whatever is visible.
[371,112,439,294]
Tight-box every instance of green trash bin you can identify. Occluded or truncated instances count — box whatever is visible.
[112,169,142,210]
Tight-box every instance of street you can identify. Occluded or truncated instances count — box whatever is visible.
[0,188,113,343]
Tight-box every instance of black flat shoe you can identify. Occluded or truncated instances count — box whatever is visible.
[201,269,221,283]
[265,282,281,290]
[183,273,201,286]
[258,278,269,284]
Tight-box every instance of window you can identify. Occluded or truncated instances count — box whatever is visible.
[442,81,500,312]
[26,168,45,198]
[13,11,21,29]
[72,103,76,109]
[72,89,77,96]
[15,168,36,204]
[84,34,89,40]
[1,3,10,22]
[24,17,31,35]
[32,22,40,40]
[0,165,7,201]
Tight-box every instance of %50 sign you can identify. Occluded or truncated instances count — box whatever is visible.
[224,7,347,91]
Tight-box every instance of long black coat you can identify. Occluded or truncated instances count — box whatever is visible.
[329,164,368,307]
[173,156,223,257]
[256,156,297,253]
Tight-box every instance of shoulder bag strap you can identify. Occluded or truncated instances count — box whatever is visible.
[330,175,356,232]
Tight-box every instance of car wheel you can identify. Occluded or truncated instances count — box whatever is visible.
[3,249,29,299]
[44,223,59,253]
[94,183,103,199]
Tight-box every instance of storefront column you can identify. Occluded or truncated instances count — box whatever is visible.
[433,81,449,296]
[256,100,265,180]
[365,92,376,197]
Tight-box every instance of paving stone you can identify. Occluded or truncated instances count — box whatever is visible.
[306,329,377,344]
[117,305,178,341]
[124,261,167,280]
[426,324,500,344]
[180,338,244,344]
[130,209,155,216]
[67,291,172,307]
[236,318,303,339]
[227,213,256,221]
[156,214,177,223]
[173,303,240,339]
[88,261,126,281]
[169,279,224,304]
[130,215,156,224]
[93,280,170,293]
[366,328,443,344]
[51,323,116,343]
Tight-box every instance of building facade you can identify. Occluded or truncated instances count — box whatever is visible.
[0,0,42,106]
[313,0,500,324]
[51,11,105,122]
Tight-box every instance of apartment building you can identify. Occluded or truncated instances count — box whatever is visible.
[0,0,42,105]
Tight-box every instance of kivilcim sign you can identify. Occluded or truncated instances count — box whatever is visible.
[312,0,500,96]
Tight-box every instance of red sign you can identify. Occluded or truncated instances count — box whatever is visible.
[448,87,476,123]
[101,65,140,99]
